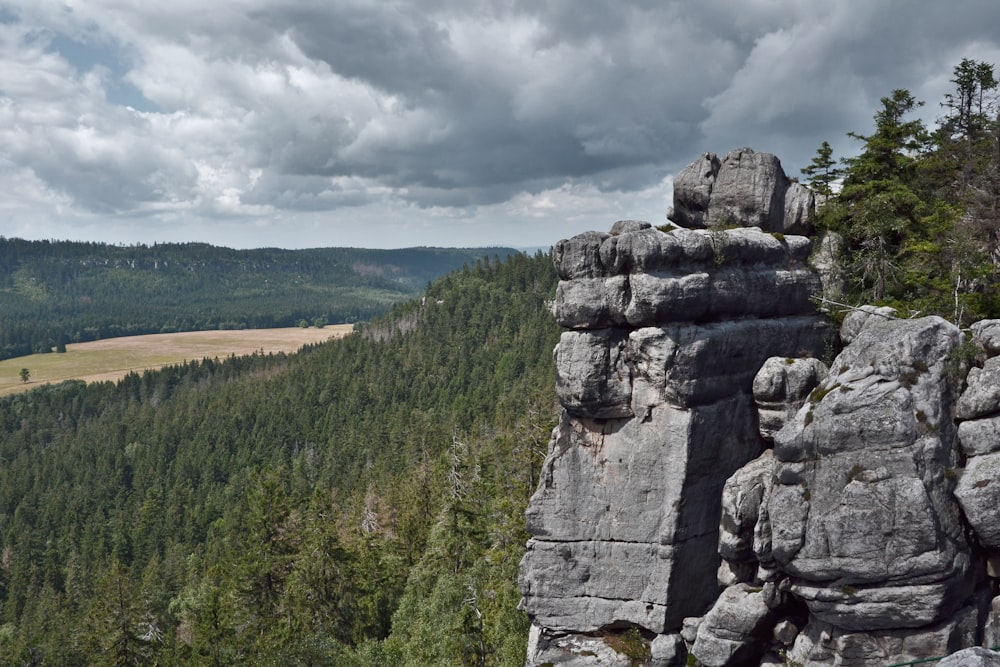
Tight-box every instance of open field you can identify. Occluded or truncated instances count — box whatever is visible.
[0,325,353,396]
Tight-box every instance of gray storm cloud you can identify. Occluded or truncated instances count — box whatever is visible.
[1,0,1000,247]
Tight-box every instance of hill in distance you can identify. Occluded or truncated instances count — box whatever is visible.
[0,237,519,361]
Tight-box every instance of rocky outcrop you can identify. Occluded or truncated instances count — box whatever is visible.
[770,315,986,666]
[939,648,1000,667]
[753,358,828,444]
[521,149,1000,666]
[668,148,816,235]
[773,316,971,629]
[955,321,1000,618]
[520,220,834,663]
[690,584,778,666]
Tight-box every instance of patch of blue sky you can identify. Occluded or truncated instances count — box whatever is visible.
[49,32,160,112]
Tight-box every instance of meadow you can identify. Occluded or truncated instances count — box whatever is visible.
[0,325,353,395]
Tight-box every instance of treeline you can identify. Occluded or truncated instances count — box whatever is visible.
[803,58,1000,324]
[0,251,560,665]
[0,238,517,361]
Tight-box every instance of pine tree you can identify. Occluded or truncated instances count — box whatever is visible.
[801,140,842,197]
[835,89,929,300]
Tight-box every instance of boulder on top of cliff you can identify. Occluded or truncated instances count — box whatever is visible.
[553,230,611,280]
[670,153,720,230]
[769,315,972,631]
[610,219,653,235]
[669,148,815,235]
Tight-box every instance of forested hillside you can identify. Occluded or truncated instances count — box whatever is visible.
[0,251,559,666]
[0,239,517,361]
[804,58,1000,324]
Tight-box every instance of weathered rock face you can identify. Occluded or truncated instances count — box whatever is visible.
[769,316,975,642]
[520,221,834,663]
[691,584,778,667]
[955,324,1000,580]
[668,148,816,235]
[523,149,1000,666]
[786,609,980,667]
[524,626,638,667]
[753,357,828,444]
[938,648,1000,667]
[552,226,818,330]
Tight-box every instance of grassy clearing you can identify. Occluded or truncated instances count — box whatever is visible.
[0,325,353,396]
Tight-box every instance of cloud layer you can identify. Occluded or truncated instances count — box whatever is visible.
[2,1,1000,248]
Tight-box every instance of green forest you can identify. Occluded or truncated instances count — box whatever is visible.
[0,240,516,361]
[803,58,1000,324]
[0,251,560,665]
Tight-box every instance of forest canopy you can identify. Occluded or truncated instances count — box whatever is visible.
[0,251,560,665]
[0,239,517,361]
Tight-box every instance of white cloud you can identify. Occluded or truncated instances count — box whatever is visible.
[1,0,1000,248]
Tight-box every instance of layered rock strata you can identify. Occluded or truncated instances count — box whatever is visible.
[519,222,834,661]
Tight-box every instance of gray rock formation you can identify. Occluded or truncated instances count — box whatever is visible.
[524,626,639,666]
[753,357,828,443]
[691,584,777,666]
[838,303,898,344]
[668,148,816,235]
[522,151,1000,666]
[957,356,1000,420]
[521,222,833,664]
[786,608,979,666]
[651,633,687,666]
[984,596,1000,650]
[670,153,719,229]
[955,328,1000,570]
[938,648,1000,667]
[770,316,972,631]
[811,230,847,306]
[955,452,1000,549]
[717,450,774,579]
[972,320,1000,356]
[552,226,819,330]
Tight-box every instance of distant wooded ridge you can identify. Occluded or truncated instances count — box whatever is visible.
[0,237,518,361]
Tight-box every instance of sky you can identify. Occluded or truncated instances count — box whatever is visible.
[2,2,1000,250]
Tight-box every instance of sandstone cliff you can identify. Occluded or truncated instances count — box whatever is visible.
[519,149,1000,666]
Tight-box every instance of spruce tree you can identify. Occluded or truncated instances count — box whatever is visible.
[801,140,842,197]
[835,89,929,300]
